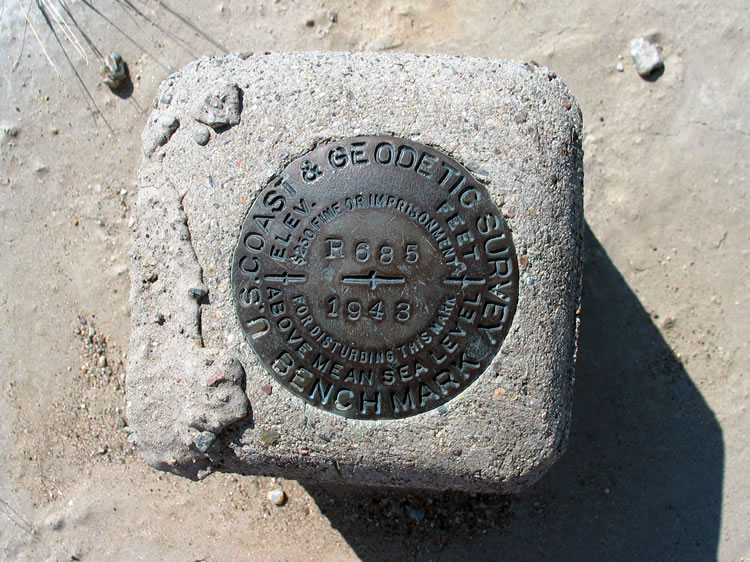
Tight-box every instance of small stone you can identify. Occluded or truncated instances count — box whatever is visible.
[452,448,462,457]
[188,288,207,299]
[44,513,64,531]
[97,355,107,368]
[192,81,242,130]
[407,505,425,522]
[267,489,287,506]
[193,126,210,146]
[616,62,624,72]
[154,313,165,325]
[513,110,527,123]
[305,18,315,27]
[260,429,281,445]
[1,123,20,144]
[194,431,217,453]
[630,37,664,77]
[260,384,272,395]
[206,373,227,387]
[51,127,59,135]
[101,52,128,91]
[328,10,338,23]
[493,387,507,399]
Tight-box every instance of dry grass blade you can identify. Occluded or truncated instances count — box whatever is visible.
[35,0,113,132]
[12,0,228,132]
[16,0,60,75]
[156,0,228,54]
[41,0,87,63]
[79,0,173,72]
[55,0,103,60]
[114,0,199,60]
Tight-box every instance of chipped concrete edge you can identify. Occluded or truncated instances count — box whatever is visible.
[129,89,250,479]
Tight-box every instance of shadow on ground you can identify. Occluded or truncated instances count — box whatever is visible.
[304,223,723,561]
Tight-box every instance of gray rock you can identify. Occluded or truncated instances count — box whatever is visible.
[630,37,664,77]
[193,125,210,146]
[193,430,217,453]
[191,81,242,129]
[127,53,584,492]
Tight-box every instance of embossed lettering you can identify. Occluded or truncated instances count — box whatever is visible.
[375,142,395,164]
[326,238,344,258]
[392,386,417,413]
[335,388,354,411]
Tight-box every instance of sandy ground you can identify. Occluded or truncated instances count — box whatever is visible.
[0,1,748,560]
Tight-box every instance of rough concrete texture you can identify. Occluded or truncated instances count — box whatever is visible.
[127,52,584,492]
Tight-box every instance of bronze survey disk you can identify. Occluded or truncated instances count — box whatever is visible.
[232,136,519,419]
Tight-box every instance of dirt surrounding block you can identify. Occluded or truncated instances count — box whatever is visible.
[126,52,583,492]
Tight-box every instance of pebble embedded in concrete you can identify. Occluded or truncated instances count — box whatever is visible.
[407,505,425,522]
[194,431,217,453]
[191,81,242,129]
[260,429,281,445]
[267,489,287,506]
[193,126,210,146]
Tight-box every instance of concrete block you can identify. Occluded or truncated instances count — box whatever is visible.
[126,52,583,492]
